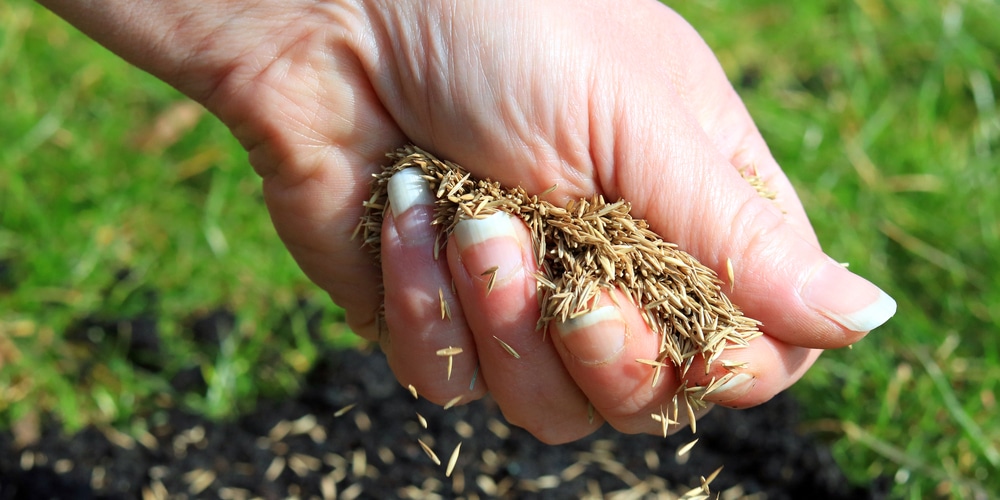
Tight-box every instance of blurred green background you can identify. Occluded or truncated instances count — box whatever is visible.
[2,0,998,497]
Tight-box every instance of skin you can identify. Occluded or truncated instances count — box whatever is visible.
[38,0,889,443]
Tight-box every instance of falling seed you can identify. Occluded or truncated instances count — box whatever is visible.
[587,401,595,425]
[677,438,699,457]
[418,439,441,465]
[407,384,419,399]
[726,257,735,293]
[416,412,428,429]
[703,465,724,487]
[446,442,462,477]
[443,395,463,410]
[447,356,454,380]
[493,336,521,359]
[334,403,357,418]
[839,262,850,267]
[482,265,499,295]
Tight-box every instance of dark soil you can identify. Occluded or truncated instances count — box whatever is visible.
[0,344,888,499]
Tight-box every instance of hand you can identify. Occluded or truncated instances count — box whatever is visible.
[41,0,896,443]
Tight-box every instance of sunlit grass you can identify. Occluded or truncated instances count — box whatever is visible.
[0,2,355,429]
[2,0,999,497]
[673,0,1000,497]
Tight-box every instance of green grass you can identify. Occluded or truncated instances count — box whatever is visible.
[0,2,355,428]
[2,0,999,497]
[671,1,1000,497]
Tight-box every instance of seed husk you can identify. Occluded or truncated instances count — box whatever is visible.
[333,403,356,418]
[482,265,499,295]
[436,346,464,357]
[493,336,521,359]
[445,442,462,477]
[677,438,699,458]
[443,395,463,410]
[417,439,441,466]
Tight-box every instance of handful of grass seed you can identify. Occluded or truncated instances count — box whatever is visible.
[360,145,764,394]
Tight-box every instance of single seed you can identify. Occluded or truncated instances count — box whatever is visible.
[540,183,559,196]
[445,442,462,477]
[418,439,441,465]
[726,257,734,293]
[493,336,521,359]
[703,465,724,487]
[416,412,428,429]
[482,265,499,295]
[436,346,464,356]
[587,401,595,425]
[677,438,699,457]
[439,288,451,320]
[443,395,463,410]
[334,403,357,418]
[407,384,419,399]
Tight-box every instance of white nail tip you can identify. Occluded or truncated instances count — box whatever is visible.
[710,372,755,401]
[453,212,517,250]
[388,168,434,216]
[557,306,621,337]
[829,290,898,332]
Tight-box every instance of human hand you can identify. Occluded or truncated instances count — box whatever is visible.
[41,0,896,443]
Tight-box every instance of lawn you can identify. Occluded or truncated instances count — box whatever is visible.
[2,0,998,497]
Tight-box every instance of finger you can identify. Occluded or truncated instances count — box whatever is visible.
[591,55,895,350]
[548,291,706,436]
[213,35,408,339]
[380,169,487,405]
[687,340,823,410]
[446,212,604,444]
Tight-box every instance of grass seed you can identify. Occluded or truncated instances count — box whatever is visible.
[443,395,463,410]
[493,336,521,359]
[418,439,441,466]
[445,442,462,477]
[334,403,356,418]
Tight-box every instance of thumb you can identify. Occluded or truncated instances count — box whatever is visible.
[602,100,895,350]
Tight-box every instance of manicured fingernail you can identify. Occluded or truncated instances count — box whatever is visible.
[704,372,755,403]
[387,168,435,247]
[553,306,626,365]
[803,261,897,332]
[453,213,524,290]
[388,168,434,216]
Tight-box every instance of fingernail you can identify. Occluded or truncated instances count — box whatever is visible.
[453,212,525,290]
[803,261,897,332]
[704,372,755,403]
[388,168,434,216]
[553,306,626,365]
[387,168,435,247]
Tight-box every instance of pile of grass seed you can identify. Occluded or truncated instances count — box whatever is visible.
[360,145,764,422]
